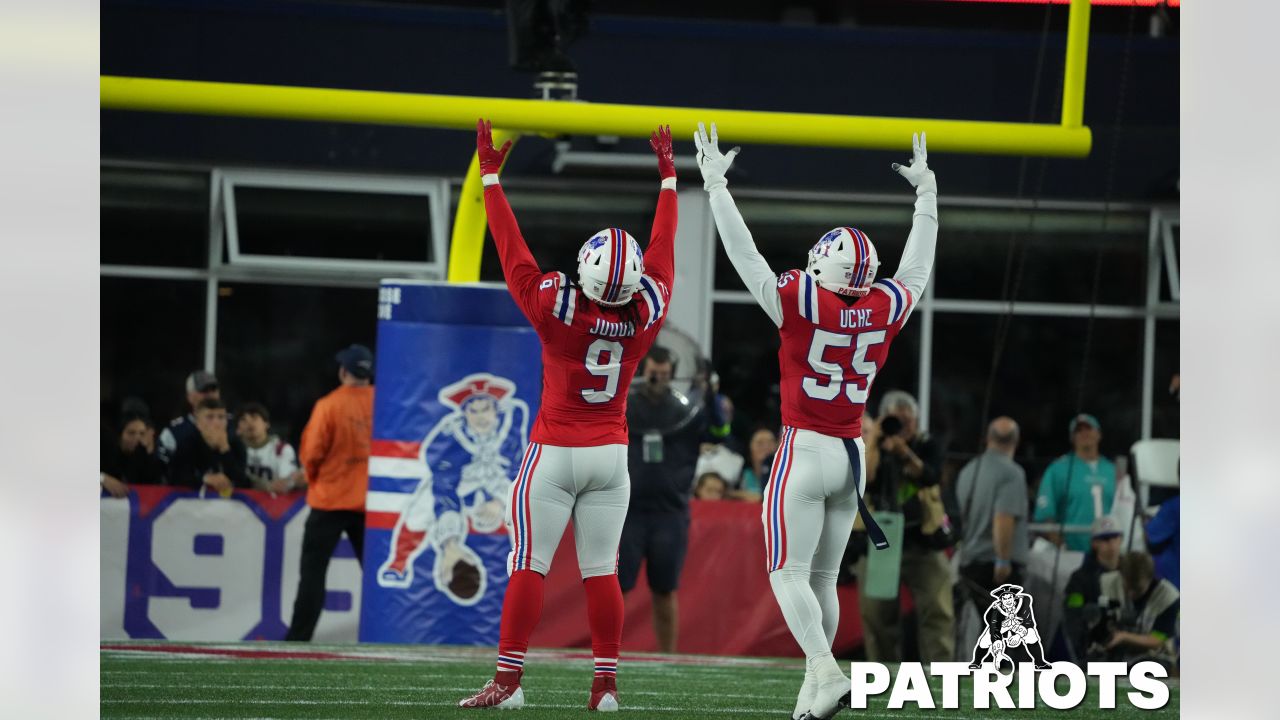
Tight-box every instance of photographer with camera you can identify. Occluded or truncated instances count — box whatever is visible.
[1063,525,1179,671]
[856,390,957,663]
[1062,516,1125,661]
[620,346,729,653]
[1098,552,1180,670]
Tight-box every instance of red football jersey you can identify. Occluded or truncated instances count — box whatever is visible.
[484,183,676,447]
[775,269,916,438]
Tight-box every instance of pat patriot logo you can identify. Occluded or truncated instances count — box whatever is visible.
[848,583,1171,710]
[969,583,1050,672]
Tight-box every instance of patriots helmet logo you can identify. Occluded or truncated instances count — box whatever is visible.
[814,229,842,257]
[579,232,609,262]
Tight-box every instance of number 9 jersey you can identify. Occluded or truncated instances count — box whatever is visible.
[483,181,677,448]
[775,270,914,439]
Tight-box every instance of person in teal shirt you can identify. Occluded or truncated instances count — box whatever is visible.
[1034,414,1116,553]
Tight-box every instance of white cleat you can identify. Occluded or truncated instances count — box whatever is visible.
[803,675,851,720]
[792,672,817,720]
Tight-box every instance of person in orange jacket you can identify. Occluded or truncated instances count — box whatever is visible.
[285,344,375,641]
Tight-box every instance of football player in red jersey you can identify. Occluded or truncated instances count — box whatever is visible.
[457,120,678,712]
[695,123,938,720]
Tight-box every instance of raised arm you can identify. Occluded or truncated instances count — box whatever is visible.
[695,122,784,327]
[643,125,678,289]
[477,119,543,317]
[890,133,938,301]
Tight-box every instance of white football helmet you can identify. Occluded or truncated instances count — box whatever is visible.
[806,226,879,297]
[577,228,644,306]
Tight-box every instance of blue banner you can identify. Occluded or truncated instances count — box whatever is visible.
[100,487,361,642]
[360,281,541,644]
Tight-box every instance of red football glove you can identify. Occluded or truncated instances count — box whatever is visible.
[476,119,513,176]
[650,124,675,180]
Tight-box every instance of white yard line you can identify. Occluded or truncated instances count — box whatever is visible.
[101,699,967,718]
[101,684,792,700]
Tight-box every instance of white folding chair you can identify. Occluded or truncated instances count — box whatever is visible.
[1130,438,1180,514]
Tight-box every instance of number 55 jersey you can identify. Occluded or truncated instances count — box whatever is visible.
[704,183,937,441]
[482,181,676,447]
[774,270,915,438]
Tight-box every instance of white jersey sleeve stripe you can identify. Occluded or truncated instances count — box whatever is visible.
[552,281,576,326]
[799,272,820,324]
[562,286,577,325]
[552,281,567,319]
[638,276,665,329]
[874,279,913,326]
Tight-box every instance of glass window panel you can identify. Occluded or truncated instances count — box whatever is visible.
[713,196,1149,306]
[232,186,436,263]
[101,167,209,268]
[476,186,656,283]
[213,283,379,445]
[100,277,206,427]
[929,314,1144,481]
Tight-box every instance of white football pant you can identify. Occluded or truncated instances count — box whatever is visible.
[506,442,630,579]
[763,428,867,677]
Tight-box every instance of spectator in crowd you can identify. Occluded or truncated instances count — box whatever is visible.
[739,427,777,496]
[157,370,227,465]
[237,402,304,494]
[955,417,1030,614]
[1034,414,1117,553]
[693,472,728,501]
[100,409,165,496]
[1062,516,1125,660]
[166,398,250,494]
[858,389,956,663]
[695,442,754,501]
[1145,488,1180,589]
[621,346,729,653]
[285,344,375,642]
[1104,551,1179,669]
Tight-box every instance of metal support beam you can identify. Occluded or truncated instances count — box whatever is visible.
[918,277,936,433]
[203,169,224,373]
[1141,209,1163,439]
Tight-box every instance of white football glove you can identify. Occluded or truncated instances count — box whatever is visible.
[892,132,937,196]
[693,122,740,192]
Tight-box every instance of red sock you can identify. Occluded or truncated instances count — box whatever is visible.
[584,575,624,677]
[496,569,545,685]
[390,528,426,571]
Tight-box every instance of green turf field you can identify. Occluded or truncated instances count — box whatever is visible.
[101,642,1178,719]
